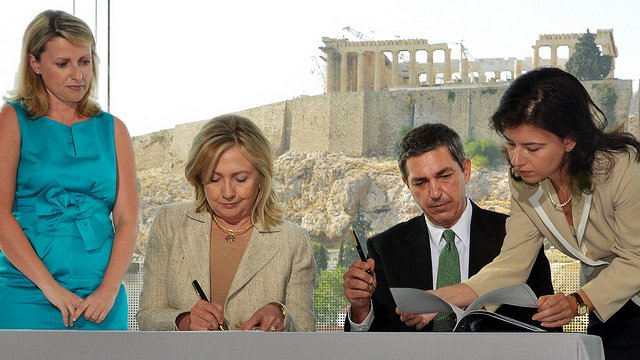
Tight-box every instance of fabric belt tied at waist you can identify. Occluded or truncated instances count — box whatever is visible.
[30,186,111,251]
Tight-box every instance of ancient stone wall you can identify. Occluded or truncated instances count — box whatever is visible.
[287,95,332,153]
[362,91,414,156]
[162,80,633,161]
[583,79,632,130]
[236,101,289,155]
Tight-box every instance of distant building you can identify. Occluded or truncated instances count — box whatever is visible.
[320,29,617,93]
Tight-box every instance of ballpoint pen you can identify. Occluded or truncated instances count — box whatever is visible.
[349,227,372,275]
[192,279,226,331]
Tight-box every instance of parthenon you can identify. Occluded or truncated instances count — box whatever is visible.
[320,29,617,93]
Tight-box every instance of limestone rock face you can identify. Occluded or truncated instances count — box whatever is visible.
[134,132,511,252]
[274,152,421,244]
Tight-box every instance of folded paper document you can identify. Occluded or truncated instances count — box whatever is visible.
[390,284,545,332]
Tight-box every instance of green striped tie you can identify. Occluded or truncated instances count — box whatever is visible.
[432,229,460,331]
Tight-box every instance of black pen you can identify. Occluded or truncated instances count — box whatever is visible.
[349,227,372,275]
[192,280,225,331]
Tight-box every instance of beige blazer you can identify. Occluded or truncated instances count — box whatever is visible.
[467,151,640,321]
[137,202,316,331]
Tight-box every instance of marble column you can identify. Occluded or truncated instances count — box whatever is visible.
[340,52,348,92]
[550,45,558,67]
[357,51,365,91]
[326,51,336,93]
[409,49,417,87]
[374,52,383,91]
[391,51,399,88]
[427,50,435,85]
[444,48,452,82]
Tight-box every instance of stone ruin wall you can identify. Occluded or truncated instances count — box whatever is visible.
[162,78,632,163]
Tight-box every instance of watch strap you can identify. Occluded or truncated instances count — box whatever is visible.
[570,292,589,316]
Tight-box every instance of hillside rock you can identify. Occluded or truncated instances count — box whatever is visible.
[134,135,511,254]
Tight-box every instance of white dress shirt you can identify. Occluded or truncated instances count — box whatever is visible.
[348,198,473,331]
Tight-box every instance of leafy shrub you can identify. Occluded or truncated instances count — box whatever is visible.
[314,266,348,326]
[465,138,504,169]
[480,88,497,95]
[312,241,328,273]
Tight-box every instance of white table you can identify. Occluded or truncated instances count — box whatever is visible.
[0,331,604,360]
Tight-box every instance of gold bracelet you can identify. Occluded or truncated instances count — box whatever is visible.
[269,302,286,322]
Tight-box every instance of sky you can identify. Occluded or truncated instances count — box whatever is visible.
[1,0,639,136]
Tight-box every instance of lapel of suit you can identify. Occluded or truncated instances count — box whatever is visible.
[182,207,212,297]
[528,183,606,266]
[226,225,281,300]
[406,216,432,289]
[468,202,502,276]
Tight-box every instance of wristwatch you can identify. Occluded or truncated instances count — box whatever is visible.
[570,292,589,316]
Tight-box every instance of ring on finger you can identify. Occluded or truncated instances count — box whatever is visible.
[269,325,276,332]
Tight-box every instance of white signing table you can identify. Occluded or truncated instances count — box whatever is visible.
[0,331,604,360]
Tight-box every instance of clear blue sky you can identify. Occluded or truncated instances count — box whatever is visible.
[2,0,638,136]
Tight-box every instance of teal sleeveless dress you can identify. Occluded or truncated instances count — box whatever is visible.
[0,101,128,329]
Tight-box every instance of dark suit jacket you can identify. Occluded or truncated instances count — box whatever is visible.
[344,201,556,332]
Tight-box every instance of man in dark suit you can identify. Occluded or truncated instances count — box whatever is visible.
[343,123,555,332]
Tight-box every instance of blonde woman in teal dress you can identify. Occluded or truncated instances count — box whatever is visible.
[0,10,138,329]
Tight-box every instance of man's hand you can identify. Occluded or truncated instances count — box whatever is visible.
[397,310,438,330]
[343,259,376,323]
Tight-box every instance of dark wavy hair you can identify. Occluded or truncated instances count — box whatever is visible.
[490,67,640,193]
[397,123,466,179]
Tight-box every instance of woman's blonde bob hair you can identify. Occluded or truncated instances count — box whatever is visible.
[6,10,100,118]
[185,114,283,229]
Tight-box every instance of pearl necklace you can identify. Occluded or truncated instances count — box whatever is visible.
[212,214,254,242]
[544,178,572,209]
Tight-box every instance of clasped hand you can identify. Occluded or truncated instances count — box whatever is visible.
[43,283,117,327]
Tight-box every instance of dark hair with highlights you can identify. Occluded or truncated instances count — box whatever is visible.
[490,67,640,193]
[184,114,283,229]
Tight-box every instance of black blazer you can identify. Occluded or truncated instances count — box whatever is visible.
[344,201,556,332]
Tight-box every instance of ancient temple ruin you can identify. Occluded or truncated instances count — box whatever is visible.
[532,29,617,72]
[320,29,617,93]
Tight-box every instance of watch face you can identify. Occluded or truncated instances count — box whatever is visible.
[578,304,589,316]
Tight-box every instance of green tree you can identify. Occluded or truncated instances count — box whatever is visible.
[565,29,613,81]
[337,204,373,268]
[464,138,505,169]
[312,241,328,274]
[314,266,348,326]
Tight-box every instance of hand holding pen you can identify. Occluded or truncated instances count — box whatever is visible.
[349,227,372,275]
[343,227,376,323]
[191,280,227,331]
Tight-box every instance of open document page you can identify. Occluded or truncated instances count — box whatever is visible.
[390,284,545,332]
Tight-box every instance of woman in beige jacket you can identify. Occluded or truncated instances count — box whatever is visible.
[399,68,640,358]
[137,114,316,332]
